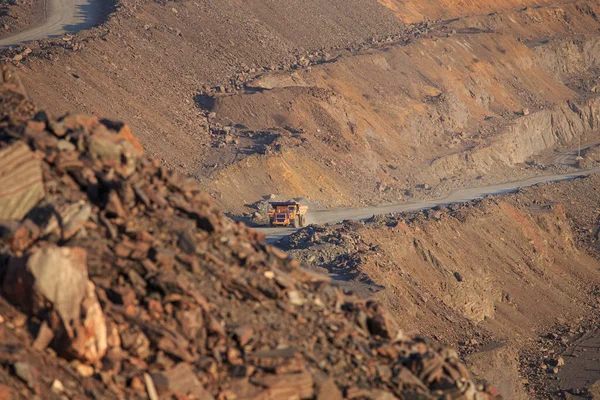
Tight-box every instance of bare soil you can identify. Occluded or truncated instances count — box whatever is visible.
[277,173,600,398]
[0,71,500,400]
[0,0,599,216]
[3,1,600,397]
[0,0,44,38]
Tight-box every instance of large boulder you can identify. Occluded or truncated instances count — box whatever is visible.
[2,245,107,363]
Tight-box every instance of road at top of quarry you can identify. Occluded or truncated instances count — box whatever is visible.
[0,0,107,47]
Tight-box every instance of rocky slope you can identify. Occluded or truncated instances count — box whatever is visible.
[204,5,600,212]
[278,173,600,398]
[1,0,599,214]
[0,70,501,399]
[0,0,43,38]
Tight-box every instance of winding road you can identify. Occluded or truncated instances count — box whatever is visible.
[258,167,600,242]
[1,0,599,246]
[0,0,106,47]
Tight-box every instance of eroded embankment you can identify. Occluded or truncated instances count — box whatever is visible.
[377,0,562,23]
[201,2,600,212]
[427,34,600,180]
[278,174,600,398]
[6,0,600,214]
[427,95,600,180]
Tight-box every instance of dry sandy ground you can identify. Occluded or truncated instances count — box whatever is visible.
[0,0,43,38]
[3,0,600,398]
[1,0,599,216]
[0,0,109,47]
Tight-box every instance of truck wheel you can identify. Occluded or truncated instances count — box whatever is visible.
[299,215,305,228]
[293,218,300,228]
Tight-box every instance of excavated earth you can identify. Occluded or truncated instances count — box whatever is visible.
[278,173,600,399]
[0,69,503,399]
[0,0,43,38]
[2,0,600,399]
[1,0,600,214]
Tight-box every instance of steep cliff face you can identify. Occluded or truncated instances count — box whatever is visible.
[427,95,600,182]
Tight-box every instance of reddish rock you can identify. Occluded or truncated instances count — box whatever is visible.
[251,371,314,399]
[0,99,501,400]
[317,377,343,400]
[234,325,253,346]
[116,124,144,154]
[0,383,15,399]
[60,114,99,131]
[152,363,214,400]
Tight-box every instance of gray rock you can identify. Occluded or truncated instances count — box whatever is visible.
[0,142,45,220]
[13,361,36,390]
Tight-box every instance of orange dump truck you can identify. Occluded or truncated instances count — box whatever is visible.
[268,201,308,228]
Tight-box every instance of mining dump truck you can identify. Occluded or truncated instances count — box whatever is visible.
[268,202,308,228]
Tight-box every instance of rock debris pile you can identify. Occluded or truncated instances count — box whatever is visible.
[0,72,500,399]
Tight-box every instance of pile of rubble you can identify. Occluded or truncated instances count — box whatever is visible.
[277,223,381,286]
[0,71,501,399]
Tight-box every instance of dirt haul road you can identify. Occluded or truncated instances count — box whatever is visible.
[0,0,106,47]
[258,168,600,242]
